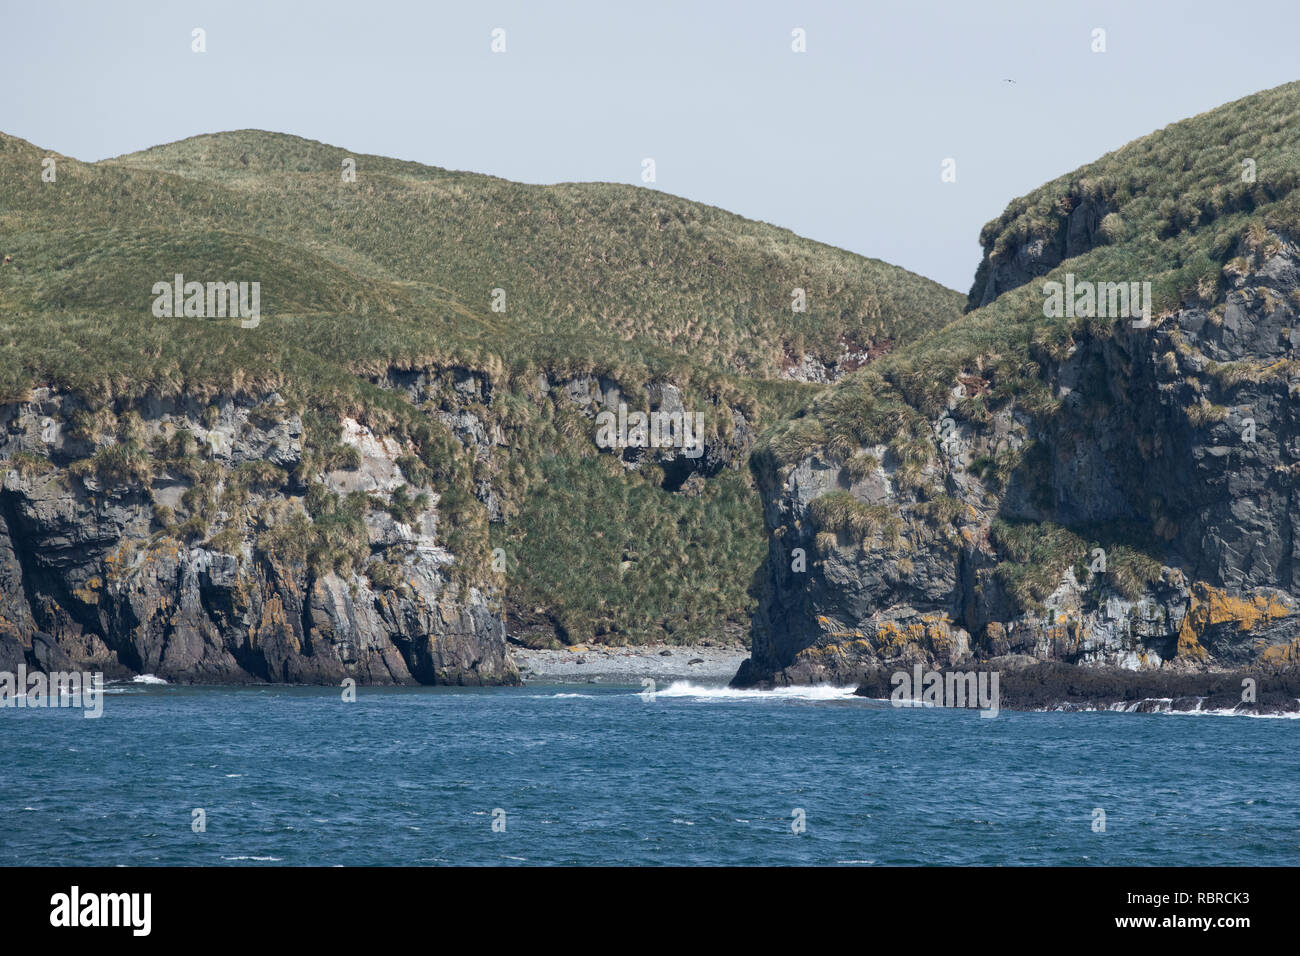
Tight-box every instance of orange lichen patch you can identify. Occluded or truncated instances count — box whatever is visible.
[873,621,911,654]
[1176,628,1209,661]
[796,644,842,662]
[795,636,874,664]
[1260,637,1300,665]
[1042,621,1075,642]
[872,617,957,658]
[251,594,295,651]
[102,543,138,585]
[1177,582,1292,659]
[71,576,104,605]
[143,539,182,564]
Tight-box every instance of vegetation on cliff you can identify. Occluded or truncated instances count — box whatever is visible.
[760,81,1300,471]
[745,80,1300,682]
[0,129,962,648]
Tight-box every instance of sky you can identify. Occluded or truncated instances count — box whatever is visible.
[2,0,1298,292]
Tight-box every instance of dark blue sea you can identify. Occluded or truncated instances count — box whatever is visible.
[3,680,1298,866]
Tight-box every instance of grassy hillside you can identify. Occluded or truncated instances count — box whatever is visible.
[763,80,1300,469]
[969,81,1300,310]
[0,129,963,646]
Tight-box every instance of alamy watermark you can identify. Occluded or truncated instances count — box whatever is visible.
[50,886,150,936]
[1043,273,1153,328]
[151,274,261,328]
[595,403,705,459]
[890,664,999,718]
[1,665,103,718]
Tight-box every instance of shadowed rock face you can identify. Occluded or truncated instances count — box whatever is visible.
[0,389,519,685]
[738,237,1300,687]
[967,189,1114,311]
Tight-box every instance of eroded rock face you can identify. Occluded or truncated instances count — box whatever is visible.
[739,445,970,686]
[967,189,1115,310]
[740,237,1300,686]
[381,364,757,503]
[0,391,518,685]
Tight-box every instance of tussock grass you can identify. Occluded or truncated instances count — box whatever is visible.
[760,81,1300,479]
[1,127,961,644]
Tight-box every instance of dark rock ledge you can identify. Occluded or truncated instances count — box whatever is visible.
[851,660,1300,715]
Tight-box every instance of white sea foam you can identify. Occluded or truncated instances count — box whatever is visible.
[131,674,168,685]
[654,681,861,701]
[1047,698,1300,718]
[1162,706,1300,720]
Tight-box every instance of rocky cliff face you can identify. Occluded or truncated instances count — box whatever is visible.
[380,365,758,500]
[738,232,1300,686]
[966,183,1116,310]
[0,358,761,683]
[378,362,763,645]
[0,388,518,685]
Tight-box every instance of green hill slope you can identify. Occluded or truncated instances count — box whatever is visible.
[0,129,963,651]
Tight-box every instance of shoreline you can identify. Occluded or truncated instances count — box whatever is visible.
[14,648,1300,714]
[851,661,1300,716]
[511,642,749,684]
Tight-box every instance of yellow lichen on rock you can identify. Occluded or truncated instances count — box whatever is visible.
[1260,637,1300,665]
[1177,582,1291,660]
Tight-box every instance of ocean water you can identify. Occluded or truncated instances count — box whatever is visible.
[3,679,1298,866]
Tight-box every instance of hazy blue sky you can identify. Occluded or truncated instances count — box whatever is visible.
[3,0,1297,292]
